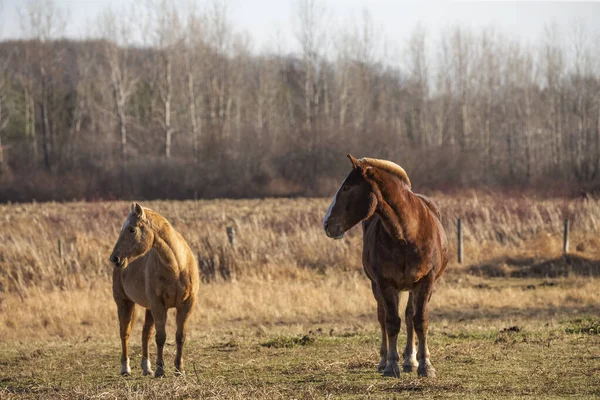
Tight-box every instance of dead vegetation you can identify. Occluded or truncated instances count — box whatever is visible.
[0,193,600,340]
[1,194,600,398]
[1,192,600,294]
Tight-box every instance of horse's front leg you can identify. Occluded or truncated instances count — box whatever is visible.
[151,305,168,378]
[414,276,436,377]
[371,282,387,372]
[380,284,401,378]
[174,298,195,376]
[117,300,136,376]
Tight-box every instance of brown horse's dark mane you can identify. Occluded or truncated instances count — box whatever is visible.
[415,194,442,221]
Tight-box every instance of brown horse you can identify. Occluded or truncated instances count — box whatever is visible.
[323,155,448,378]
[109,203,199,377]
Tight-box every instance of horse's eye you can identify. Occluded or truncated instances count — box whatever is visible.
[342,185,351,191]
[129,228,136,233]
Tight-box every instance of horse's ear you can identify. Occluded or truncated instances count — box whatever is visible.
[132,202,145,219]
[347,154,363,170]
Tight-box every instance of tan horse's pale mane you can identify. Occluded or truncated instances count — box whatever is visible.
[360,158,411,189]
[143,208,168,230]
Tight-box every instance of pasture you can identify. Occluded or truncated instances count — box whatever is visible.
[1,195,600,398]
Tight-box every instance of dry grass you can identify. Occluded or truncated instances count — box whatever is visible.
[2,194,600,398]
[2,193,600,293]
[2,274,600,341]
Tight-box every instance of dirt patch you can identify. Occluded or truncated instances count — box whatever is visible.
[260,334,315,348]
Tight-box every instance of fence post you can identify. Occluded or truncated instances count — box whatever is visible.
[226,226,236,251]
[58,239,63,262]
[563,219,569,256]
[457,218,463,264]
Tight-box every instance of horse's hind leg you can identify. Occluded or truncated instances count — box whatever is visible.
[380,284,401,378]
[117,300,136,376]
[141,309,155,376]
[371,282,387,372]
[174,299,195,376]
[402,292,418,372]
[414,276,436,377]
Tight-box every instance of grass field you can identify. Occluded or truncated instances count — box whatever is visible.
[2,194,600,398]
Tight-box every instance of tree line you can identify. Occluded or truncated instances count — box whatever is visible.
[0,0,599,201]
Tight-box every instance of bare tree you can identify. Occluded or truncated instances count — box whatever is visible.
[0,0,11,174]
[405,24,429,146]
[148,0,183,159]
[205,0,233,152]
[541,23,566,170]
[0,49,11,174]
[183,8,206,162]
[97,7,138,166]
[295,0,327,133]
[19,0,68,170]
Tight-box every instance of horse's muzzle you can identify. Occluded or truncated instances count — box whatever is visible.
[324,222,345,240]
[110,255,126,268]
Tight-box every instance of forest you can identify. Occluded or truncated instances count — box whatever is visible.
[0,0,599,201]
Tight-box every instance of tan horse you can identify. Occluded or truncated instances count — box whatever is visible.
[323,155,448,378]
[109,203,199,378]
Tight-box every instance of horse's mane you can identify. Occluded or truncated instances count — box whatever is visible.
[142,208,171,231]
[361,158,411,189]
[415,193,442,221]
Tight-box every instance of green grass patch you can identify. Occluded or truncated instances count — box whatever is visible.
[565,317,600,334]
[260,334,315,348]
[2,314,600,399]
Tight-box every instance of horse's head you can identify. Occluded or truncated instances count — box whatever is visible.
[109,203,154,269]
[323,154,378,240]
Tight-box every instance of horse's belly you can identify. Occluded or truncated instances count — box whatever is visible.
[379,261,422,289]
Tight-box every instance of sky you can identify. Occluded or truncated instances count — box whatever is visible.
[0,0,599,55]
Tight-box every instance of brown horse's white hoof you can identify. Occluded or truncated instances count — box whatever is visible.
[174,369,185,377]
[382,361,400,378]
[402,355,418,373]
[417,360,436,378]
[141,359,153,376]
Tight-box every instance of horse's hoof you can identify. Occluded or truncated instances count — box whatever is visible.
[121,363,131,376]
[402,363,418,373]
[377,358,387,372]
[382,361,400,378]
[141,359,153,376]
[417,364,436,378]
[402,357,418,373]
[154,368,165,378]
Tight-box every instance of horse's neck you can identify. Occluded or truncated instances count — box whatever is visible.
[150,223,181,273]
[374,177,418,244]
